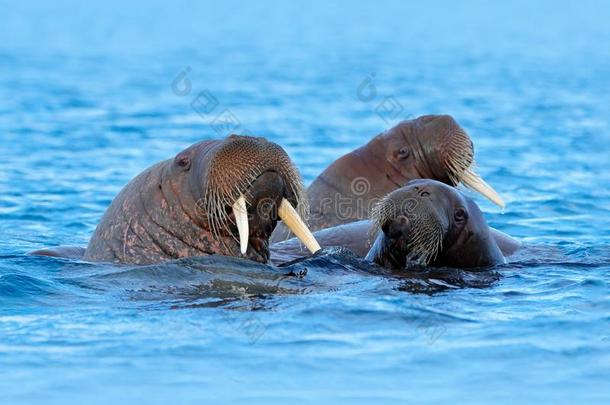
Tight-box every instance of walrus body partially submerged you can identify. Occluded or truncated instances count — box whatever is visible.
[86,135,321,264]
[272,179,519,269]
[33,135,320,265]
[272,114,505,242]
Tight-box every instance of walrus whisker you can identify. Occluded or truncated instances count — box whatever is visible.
[371,191,444,267]
[441,127,505,208]
[443,127,473,186]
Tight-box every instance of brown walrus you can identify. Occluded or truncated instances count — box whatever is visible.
[271,114,504,242]
[365,179,508,269]
[271,180,519,268]
[31,135,320,264]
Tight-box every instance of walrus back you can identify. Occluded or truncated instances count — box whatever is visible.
[84,161,168,263]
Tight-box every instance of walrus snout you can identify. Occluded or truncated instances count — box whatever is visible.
[231,171,320,260]
[225,171,286,262]
[414,115,505,208]
[204,136,320,258]
[243,171,287,236]
[371,180,451,266]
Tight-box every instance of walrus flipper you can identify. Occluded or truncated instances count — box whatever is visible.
[28,246,86,260]
[489,228,522,257]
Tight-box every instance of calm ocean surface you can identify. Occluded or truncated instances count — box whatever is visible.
[0,1,609,403]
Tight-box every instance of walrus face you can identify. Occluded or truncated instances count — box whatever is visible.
[177,135,319,263]
[376,115,504,208]
[369,179,504,269]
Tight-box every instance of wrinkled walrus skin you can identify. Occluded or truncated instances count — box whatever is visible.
[83,135,314,265]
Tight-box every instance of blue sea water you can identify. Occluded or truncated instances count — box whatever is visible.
[1,1,609,403]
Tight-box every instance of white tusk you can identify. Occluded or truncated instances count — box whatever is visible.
[232,195,249,254]
[278,198,321,254]
[460,167,505,208]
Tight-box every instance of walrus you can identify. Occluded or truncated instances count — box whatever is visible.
[270,179,520,266]
[365,179,508,269]
[31,135,320,264]
[271,114,504,242]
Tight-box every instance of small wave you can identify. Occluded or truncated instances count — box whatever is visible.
[0,273,56,298]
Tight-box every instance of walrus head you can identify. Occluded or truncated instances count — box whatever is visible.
[84,135,319,264]
[367,179,505,269]
[185,135,319,262]
[372,114,504,208]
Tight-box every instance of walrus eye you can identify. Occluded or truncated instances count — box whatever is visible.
[174,155,191,171]
[454,207,468,222]
[397,147,410,160]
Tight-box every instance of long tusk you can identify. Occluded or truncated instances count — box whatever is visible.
[278,198,321,254]
[232,195,249,254]
[460,167,505,208]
